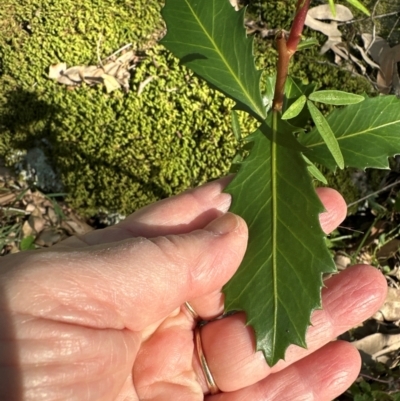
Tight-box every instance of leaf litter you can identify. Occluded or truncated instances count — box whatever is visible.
[48,44,142,93]
[0,159,93,255]
[303,4,400,96]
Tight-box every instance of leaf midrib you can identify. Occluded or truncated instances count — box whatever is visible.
[183,0,265,119]
[271,114,279,355]
[306,120,400,149]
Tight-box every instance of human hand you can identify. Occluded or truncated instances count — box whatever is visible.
[0,178,386,401]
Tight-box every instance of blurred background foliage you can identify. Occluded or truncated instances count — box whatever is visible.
[0,0,386,215]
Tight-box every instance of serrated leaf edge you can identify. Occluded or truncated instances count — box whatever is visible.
[162,0,266,119]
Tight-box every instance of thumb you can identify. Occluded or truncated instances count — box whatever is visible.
[5,213,248,331]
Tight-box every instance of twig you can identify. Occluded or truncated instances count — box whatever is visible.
[337,226,364,234]
[338,11,400,26]
[388,16,400,41]
[137,76,155,96]
[0,206,29,215]
[359,373,394,385]
[102,43,133,63]
[347,180,400,208]
[372,0,381,17]
[365,0,380,54]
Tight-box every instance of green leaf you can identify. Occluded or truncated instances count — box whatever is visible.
[309,90,365,106]
[261,115,307,151]
[307,100,345,169]
[231,110,242,141]
[20,235,36,251]
[224,128,335,366]
[161,0,266,119]
[303,155,328,184]
[297,37,319,51]
[283,76,316,128]
[285,76,316,100]
[346,0,370,16]
[328,0,337,17]
[282,95,307,120]
[300,96,400,170]
[263,75,276,113]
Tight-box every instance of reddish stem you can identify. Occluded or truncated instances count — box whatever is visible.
[286,0,311,57]
[272,0,311,111]
[272,32,289,112]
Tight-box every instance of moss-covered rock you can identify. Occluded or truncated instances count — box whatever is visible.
[0,0,249,214]
[0,0,379,215]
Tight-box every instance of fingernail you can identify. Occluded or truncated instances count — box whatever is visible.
[205,212,239,235]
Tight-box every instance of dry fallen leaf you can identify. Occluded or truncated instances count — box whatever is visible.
[353,332,400,366]
[334,253,351,270]
[61,217,93,236]
[305,5,354,62]
[48,62,67,79]
[48,47,141,93]
[22,220,33,238]
[377,239,400,260]
[46,207,58,225]
[0,191,17,206]
[308,4,354,22]
[353,333,400,356]
[353,44,379,70]
[305,14,342,38]
[35,228,64,247]
[362,34,391,62]
[320,36,343,55]
[102,74,121,93]
[362,34,400,94]
[349,52,367,75]
[373,287,400,322]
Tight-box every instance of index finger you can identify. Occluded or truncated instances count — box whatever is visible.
[60,179,346,248]
[61,177,233,248]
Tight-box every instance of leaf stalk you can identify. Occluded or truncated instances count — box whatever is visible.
[272,0,311,112]
[272,32,289,112]
[286,0,311,56]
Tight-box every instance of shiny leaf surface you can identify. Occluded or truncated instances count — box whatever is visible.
[161,0,266,119]
[282,95,307,120]
[307,100,345,169]
[301,96,400,170]
[309,90,365,106]
[224,128,335,366]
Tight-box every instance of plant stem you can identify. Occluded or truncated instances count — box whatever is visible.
[272,32,289,112]
[272,0,311,112]
[286,0,311,57]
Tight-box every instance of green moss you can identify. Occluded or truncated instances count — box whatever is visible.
[49,46,248,214]
[0,0,382,215]
[0,0,254,214]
